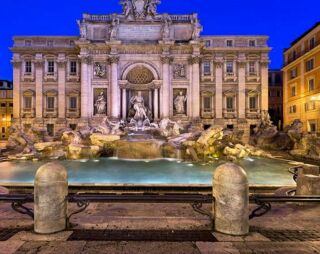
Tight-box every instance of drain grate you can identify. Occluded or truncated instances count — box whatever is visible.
[0,228,28,241]
[253,228,320,242]
[68,230,217,242]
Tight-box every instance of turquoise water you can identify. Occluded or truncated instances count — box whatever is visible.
[0,157,298,186]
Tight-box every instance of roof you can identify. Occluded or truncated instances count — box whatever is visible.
[285,22,320,52]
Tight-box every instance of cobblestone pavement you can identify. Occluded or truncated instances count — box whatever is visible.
[0,202,319,254]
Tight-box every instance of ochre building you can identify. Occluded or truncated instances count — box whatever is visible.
[283,22,320,133]
[11,0,270,141]
[0,80,13,140]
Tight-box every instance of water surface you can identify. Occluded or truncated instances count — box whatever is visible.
[0,157,297,186]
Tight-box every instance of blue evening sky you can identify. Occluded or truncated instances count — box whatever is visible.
[0,0,319,80]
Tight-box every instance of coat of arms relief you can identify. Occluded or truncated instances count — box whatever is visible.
[120,0,161,19]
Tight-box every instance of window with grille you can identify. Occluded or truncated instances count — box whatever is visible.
[24,97,32,109]
[305,59,314,72]
[47,61,55,74]
[47,97,55,111]
[249,40,256,47]
[249,97,257,110]
[249,62,256,74]
[226,40,233,47]
[25,61,32,73]
[226,97,234,111]
[226,62,233,73]
[70,61,77,75]
[70,97,77,109]
[203,96,212,112]
[203,62,211,75]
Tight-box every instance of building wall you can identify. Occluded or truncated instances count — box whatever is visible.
[283,24,320,133]
[0,81,13,140]
[268,70,283,129]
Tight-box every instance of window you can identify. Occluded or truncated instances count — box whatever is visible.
[249,40,256,47]
[24,97,32,109]
[203,96,212,112]
[277,90,281,97]
[70,41,75,46]
[0,91,6,99]
[47,61,55,74]
[308,79,315,91]
[306,59,314,72]
[227,125,234,130]
[47,40,54,47]
[1,127,5,134]
[226,62,233,73]
[25,40,31,47]
[47,124,54,137]
[289,105,296,114]
[25,61,32,74]
[305,101,316,112]
[249,62,256,74]
[0,103,6,107]
[291,86,296,97]
[9,103,13,107]
[70,124,77,130]
[226,40,233,47]
[309,37,315,50]
[292,51,296,60]
[249,97,257,110]
[205,40,211,47]
[226,97,234,111]
[70,61,77,75]
[308,120,317,133]
[289,68,297,79]
[70,97,77,109]
[47,97,55,111]
[203,62,211,76]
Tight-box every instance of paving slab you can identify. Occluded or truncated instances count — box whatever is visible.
[212,232,271,242]
[196,242,240,254]
[0,240,25,254]
[15,241,87,254]
[10,231,73,242]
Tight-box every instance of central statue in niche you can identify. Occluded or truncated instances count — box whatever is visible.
[129,91,152,130]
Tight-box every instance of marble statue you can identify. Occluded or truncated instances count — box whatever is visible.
[121,0,134,18]
[130,92,148,121]
[77,20,87,39]
[94,63,106,78]
[174,91,187,114]
[191,16,202,40]
[110,16,120,41]
[162,14,171,40]
[146,0,160,17]
[95,92,107,115]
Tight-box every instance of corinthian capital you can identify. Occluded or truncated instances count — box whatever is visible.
[11,59,22,67]
[160,56,174,64]
[108,55,120,64]
[79,55,92,64]
[188,56,201,65]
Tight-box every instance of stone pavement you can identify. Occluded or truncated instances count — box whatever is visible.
[0,202,319,254]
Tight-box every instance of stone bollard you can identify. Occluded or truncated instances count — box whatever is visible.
[213,163,249,236]
[296,165,320,196]
[34,162,68,234]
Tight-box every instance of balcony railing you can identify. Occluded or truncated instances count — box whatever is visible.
[284,40,320,66]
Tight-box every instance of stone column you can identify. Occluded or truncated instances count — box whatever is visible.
[260,61,269,112]
[57,55,66,119]
[80,55,90,119]
[35,55,44,119]
[215,60,223,119]
[11,57,21,120]
[238,61,246,119]
[154,88,159,120]
[190,56,201,119]
[122,88,127,120]
[161,56,172,118]
[110,56,120,119]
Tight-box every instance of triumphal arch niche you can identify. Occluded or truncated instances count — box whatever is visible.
[78,0,203,124]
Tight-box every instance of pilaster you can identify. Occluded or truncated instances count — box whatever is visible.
[238,60,246,119]
[215,59,224,119]
[189,56,201,118]
[11,57,21,120]
[161,55,173,118]
[79,55,91,120]
[109,55,120,119]
[34,54,44,120]
[57,54,66,119]
[260,60,269,111]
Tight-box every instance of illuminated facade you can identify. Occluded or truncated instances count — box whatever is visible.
[283,22,320,133]
[0,80,13,140]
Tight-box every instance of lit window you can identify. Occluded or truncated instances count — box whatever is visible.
[308,79,315,91]
[305,59,314,72]
[308,120,317,133]
[203,62,211,75]
[289,105,296,113]
[226,40,233,47]
[291,86,296,97]
[289,68,297,79]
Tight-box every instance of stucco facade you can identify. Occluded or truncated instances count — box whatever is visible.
[11,0,270,141]
[0,80,13,140]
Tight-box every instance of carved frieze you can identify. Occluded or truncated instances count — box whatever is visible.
[94,63,107,78]
[173,64,187,79]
